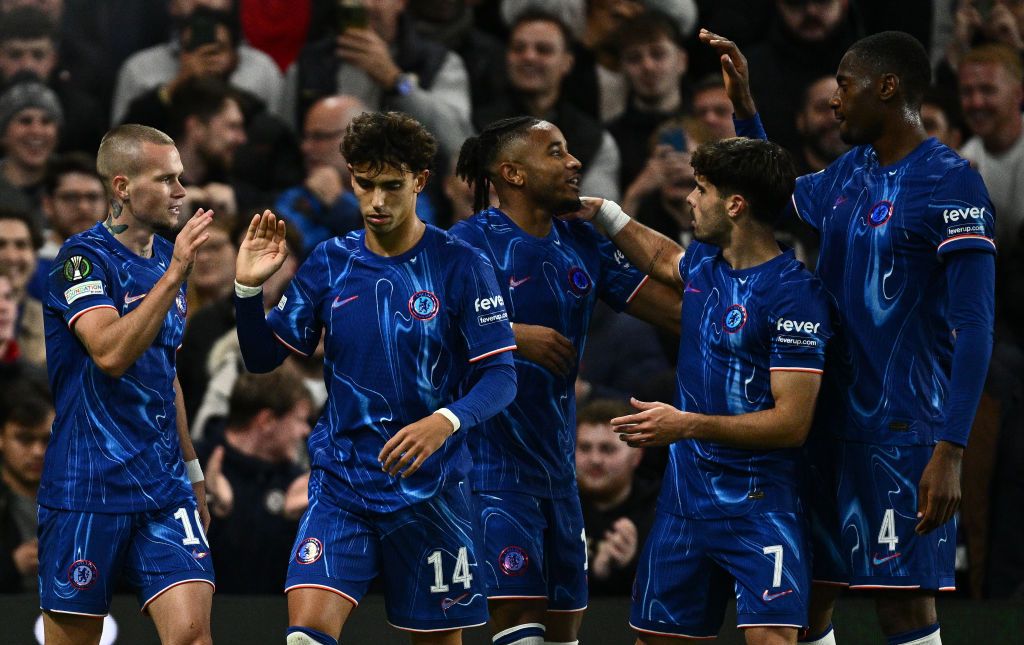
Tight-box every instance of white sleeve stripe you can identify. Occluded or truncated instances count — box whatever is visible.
[272,331,311,357]
[937,235,996,251]
[625,274,650,304]
[468,344,516,363]
[67,304,117,328]
[769,367,823,374]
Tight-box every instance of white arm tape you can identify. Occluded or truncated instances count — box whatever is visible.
[186,458,204,483]
[234,280,263,298]
[435,407,461,433]
[595,199,630,237]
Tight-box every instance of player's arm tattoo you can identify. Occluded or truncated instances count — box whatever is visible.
[104,199,128,235]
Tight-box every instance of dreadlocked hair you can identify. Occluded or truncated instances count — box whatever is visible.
[456,116,541,213]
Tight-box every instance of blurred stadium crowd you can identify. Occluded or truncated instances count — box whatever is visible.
[0,0,1021,602]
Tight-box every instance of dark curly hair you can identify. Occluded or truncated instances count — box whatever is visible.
[690,137,796,226]
[341,111,437,176]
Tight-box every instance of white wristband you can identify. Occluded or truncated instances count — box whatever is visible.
[234,280,263,298]
[595,199,630,236]
[435,408,461,433]
[185,458,204,483]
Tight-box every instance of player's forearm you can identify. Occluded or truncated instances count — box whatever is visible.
[234,291,290,373]
[86,273,185,377]
[595,201,684,287]
[173,377,197,460]
[688,405,812,450]
[445,360,517,430]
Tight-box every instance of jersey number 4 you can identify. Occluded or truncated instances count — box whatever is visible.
[878,508,899,552]
[427,547,473,593]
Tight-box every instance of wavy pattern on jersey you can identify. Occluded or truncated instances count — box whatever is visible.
[40,224,192,513]
[794,140,996,444]
[662,243,830,519]
[450,209,646,499]
[269,227,511,514]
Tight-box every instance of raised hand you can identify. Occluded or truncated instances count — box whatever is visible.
[698,28,756,119]
[236,210,289,288]
[513,323,576,377]
[204,445,234,519]
[170,208,214,281]
[378,413,455,478]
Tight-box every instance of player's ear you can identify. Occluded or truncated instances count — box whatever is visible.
[111,174,130,203]
[725,193,747,219]
[879,73,898,102]
[413,169,430,193]
[499,161,525,187]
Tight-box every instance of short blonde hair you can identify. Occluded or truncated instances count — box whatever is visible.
[96,124,175,186]
[962,43,1024,83]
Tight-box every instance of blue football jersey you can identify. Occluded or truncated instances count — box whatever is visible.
[660,242,832,519]
[792,139,996,446]
[40,223,192,513]
[267,225,515,514]
[450,208,648,499]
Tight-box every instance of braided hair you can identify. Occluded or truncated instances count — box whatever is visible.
[456,116,541,213]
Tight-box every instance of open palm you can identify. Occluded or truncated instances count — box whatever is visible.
[237,210,289,287]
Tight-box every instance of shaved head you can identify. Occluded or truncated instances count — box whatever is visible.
[96,124,175,188]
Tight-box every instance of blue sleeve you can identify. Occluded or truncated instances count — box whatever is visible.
[768,278,832,373]
[48,245,117,328]
[593,227,648,311]
[265,248,326,357]
[446,357,517,430]
[925,165,997,257]
[453,246,517,362]
[940,251,995,446]
[234,293,291,373]
[733,114,768,140]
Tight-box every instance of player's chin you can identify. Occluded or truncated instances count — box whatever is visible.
[552,196,584,216]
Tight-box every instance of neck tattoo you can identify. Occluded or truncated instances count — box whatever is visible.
[104,199,129,235]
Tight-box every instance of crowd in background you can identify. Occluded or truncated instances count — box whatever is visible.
[0,0,1022,602]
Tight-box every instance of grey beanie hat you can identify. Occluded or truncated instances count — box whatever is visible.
[0,80,64,134]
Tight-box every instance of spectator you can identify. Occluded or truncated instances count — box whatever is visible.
[0,7,105,154]
[0,79,61,223]
[576,399,659,596]
[476,9,621,200]
[408,0,508,111]
[745,0,861,155]
[26,152,104,301]
[943,0,1024,73]
[186,215,237,320]
[958,43,1024,248]
[112,2,285,125]
[689,74,735,142]
[608,10,689,191]
[295,0,474,158]
[0,371,52,592]
[921,87,966,150]
[274,95,364,256]
[171,75,248,218]
[0,207,44,368]
[794,75,848,175]
[0,270,19,366]
[196,366,312,594]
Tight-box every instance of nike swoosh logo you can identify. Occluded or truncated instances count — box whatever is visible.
[441,592,469,610]
[872,552,901,565]
[683,283,702,294]
[124,292,147,305]
[762,589,793,602]
[509,276,531,288]
[332,295,359,309]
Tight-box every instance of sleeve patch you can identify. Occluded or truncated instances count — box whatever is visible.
[64,280,104,304]
[62,255,93,281]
